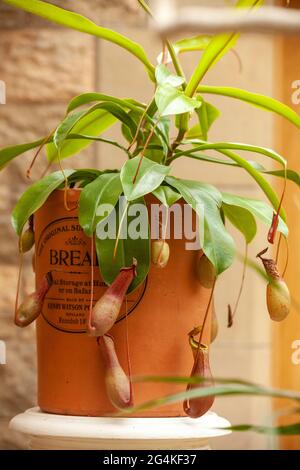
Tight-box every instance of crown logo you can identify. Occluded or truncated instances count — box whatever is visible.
[65,235,87,246]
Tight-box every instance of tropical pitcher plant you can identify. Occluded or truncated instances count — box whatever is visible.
[1,0,300,432]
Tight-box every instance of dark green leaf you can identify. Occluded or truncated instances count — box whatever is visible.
[166,176,235,274]
[53,110,86,149]
[120,156,170,201]
[47,109,117,162]
[222,192,288,237]
[174,35,211,54]
[198,85,300,129]
[95,198,150,292]
[155,84,201,117]
[152,185,182,207]
[155,64,185,87]
[79,173,122,237]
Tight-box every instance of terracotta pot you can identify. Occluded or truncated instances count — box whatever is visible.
[34,189,212,417]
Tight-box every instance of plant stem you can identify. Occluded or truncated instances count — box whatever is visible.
[127,97,154,152]
[199,280,216,346]
[185,34,235,99]
[165,41,186,85]
[132,121,158,183]
[231,242,248,322]
[137,0,186,84]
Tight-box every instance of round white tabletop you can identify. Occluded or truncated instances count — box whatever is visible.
[9,407,231,450]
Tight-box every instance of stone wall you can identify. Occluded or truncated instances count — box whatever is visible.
[0,0,144,449]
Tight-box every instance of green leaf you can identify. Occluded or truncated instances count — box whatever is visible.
[155,64,185,87]
[166,176,235,274]
[120,156,170,201]
[53,110,86,149]
[194,100,221,140]
[67,168,102,185]
[183,0,266,98]
[67,92,145,114]
[12,169,75,235]
[152,185,182,207]
[95,198,150,292]
[3,0,155,80]
[69,169,120,188]
[222,203,257,243]
[177,140,286,168]
[0,138,45,169]
[123,379,300,416]
[173,35,211,54]
[222,192,288,237]
[155,84,201,117]
[144,116,170,162]
[214,149,286,221]
[47,109,117,162]
[185,34,238,98]
[79,173,122,237]
[197,85,300,129]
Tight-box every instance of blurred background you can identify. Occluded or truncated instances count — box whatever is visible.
[0,0,299,449]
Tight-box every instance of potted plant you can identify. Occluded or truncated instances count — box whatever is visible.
[1,0,298,420]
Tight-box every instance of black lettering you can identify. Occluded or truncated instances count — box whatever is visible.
[50,249,59,265]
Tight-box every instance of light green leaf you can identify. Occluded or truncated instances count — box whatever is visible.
[67,92,145,114]
[166,176,235,274]
[225,423,300,436]
[12,169,75,235]
[67,168,102,185]
[266,169,300,188]
[120,156,170,201]
[155,64,185,87]
[48,101,138,162]
[173,149,299,187]
[47,109,117,162]
[53,110,86,149]
[95,199,150,292]
[197,85,300,129]
[155,84,201,117]
[0,138,45,169]
[222,192,288,237]
[215,148,286,221]
[3,0,155,80]
[152,185,182,207]
[222,203,257,243]
[184,0,264,97]
[173,35,211,54]
[79,173,122,237]
[123,379,300,416]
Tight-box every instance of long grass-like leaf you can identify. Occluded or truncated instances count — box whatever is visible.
[197,85,300,129]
